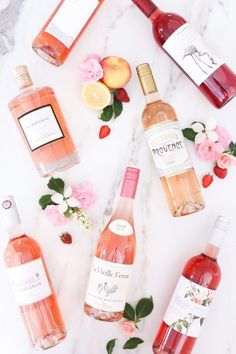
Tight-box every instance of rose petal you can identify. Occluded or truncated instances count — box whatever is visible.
[195,132,207,144]
[205,118,216,131]
[207,130,219,142]
[51,193,64,204]
[67,197,79,208]
[58,201,68,214]
[64,186,72,198]
[192,122,204,133]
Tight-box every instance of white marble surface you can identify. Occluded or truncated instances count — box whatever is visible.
[0,0,236,353]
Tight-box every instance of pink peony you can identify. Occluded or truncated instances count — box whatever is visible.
[215,126,231,150]
[217,153,232,169]
[84,53,102,62]
[72,183,96,209]
[79,54,103,83]
[120,320,137,337]
[44,205,68,226]
[196,139,223,161]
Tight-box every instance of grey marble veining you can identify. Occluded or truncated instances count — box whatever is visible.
[0,0,25,55]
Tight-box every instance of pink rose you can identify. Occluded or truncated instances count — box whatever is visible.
[217,153,232,169]
[196,139,222,161]
[215,126,231,150]
[79,54,103,83]
[44,205,68,226]
[120,320,137,337]
[72,183,96,209]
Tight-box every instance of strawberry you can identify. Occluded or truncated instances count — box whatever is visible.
[202,174,213,188]
[59,232,72,244]
[99,125,111,139]
[213,165,228,179]
[115,88,130,103]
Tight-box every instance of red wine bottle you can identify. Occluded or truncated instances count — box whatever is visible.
[132,0,236,108]
[153,216,230,354]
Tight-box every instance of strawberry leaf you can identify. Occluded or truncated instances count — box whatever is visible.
[100,105,114,122]
[113,98,123,118]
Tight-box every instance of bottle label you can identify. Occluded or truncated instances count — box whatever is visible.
[163,23,224,86]
[163,276,216,338]
[85,257,133,312]
[45,0,99,48]
[145,121,192,177]
[7,258,52,306]
[18,104,64,151]
[109,219,133,237]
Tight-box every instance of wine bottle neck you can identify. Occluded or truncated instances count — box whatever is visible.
[113,197,134,221]
[0,196,24,240]
[132,0,158,18]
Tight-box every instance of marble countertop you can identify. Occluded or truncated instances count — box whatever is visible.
[0,0,236,353]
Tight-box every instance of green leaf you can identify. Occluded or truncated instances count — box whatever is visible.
[106,339,117,354]
[229,141,236,156]
[135,297,154,321]
[123,337,144,350]
[182,128,197,142]
[113,98,123,118]
[39,194,56,210]
[100,105,114,122]
[124,303,136,321]
[47,177,65,194]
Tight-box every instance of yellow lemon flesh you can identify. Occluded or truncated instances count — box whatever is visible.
[82,82,111,110]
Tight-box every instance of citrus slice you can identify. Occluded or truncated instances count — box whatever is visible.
[82,82,111,110]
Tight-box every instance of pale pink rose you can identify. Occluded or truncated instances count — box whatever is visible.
[72,183,96,209]
[44,205,69,226]
[120,320,137,337]
[217,153,232,169]
[79,56,103,83]
[215,126,231,150]
[196,139,222,161]
[84,53,102,62]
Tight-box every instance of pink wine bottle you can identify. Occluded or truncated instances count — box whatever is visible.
[1,196,66,350]
[32,0,105,66]
[84,167,140,322]
[132,0,236,108]
[8,65,79,177]
[153,216,230,354]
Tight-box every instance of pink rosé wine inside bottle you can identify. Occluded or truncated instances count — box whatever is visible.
[32,0,105,66]
[84,167,140,322]
[1,196,66,350]
[153,216,230,354]
[132,0,236,108]
[8,65,79,177]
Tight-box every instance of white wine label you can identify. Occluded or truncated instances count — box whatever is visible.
[18,105,64,151]
[85,257,133,312]
[146,121,192,177]
[45,0,99,48]
[163,23,224,86]
[7,258,52,306]
[163,276,216,338]
[109,219,133,237]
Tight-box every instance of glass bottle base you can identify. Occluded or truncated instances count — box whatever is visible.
[33,45,62,66]
[84,303,123,322]
[38,152,79,177]
[33,328,66,350]
[172,201,205,217]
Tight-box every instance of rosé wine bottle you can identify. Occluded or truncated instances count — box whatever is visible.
[32,0,105,66]
[8,65,79,177]
[132,0,236,108]
[1,196,66,350]
[153,216,230,354]
[84,167,140,322]
[136,63,204,217]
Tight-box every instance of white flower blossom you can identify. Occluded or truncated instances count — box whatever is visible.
[51,186,79,215]
[192,119,218,145]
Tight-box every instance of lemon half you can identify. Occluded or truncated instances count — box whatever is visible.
[82,82,111,110]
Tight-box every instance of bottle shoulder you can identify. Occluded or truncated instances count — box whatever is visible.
[8,86,55,109]
[152,12,186,45]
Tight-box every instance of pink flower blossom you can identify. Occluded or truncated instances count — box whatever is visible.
[196,139,223,161]
[217,153,233,169]
[79,54,103,83]
[44,205,69,226]
[72,183,96,209]
[215,126,231,150]
[120,320,137,337]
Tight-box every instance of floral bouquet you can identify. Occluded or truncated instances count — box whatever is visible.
[183,119,236,187]
[39,177,95,230]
